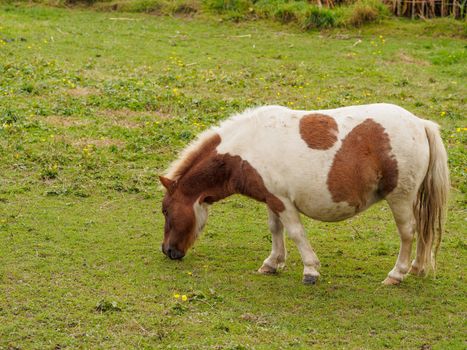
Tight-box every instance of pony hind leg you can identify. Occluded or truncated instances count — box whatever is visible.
[258,208,286,274]
[409,239,429,277]
[383,196,416,285]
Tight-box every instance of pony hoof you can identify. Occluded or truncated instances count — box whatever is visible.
[382,277,401,285]
[303,275,318,285]
[258,264,277,274]
[409,266,426,277]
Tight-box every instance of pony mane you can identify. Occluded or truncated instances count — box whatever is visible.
[165,128,218,181]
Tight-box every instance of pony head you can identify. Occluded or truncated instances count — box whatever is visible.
[159,176,209,260]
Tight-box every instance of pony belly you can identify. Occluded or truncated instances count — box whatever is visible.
[295,190,384,222]
[295,200,357,222]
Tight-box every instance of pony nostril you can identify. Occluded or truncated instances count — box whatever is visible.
[167,247,184,260]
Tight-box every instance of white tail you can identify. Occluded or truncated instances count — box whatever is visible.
[413,121,450,274]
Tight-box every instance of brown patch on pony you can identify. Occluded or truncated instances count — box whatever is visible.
[299,114,338,150]
[226,154,285,214]
[176,136,285,214]
[327,119,398,211]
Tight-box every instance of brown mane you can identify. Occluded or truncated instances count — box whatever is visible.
[165,130,220,181]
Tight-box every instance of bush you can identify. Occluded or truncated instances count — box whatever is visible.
[273,2,308,24]
[347,4,378,26]
[344,0,390,26]
[26,0,394,29]
[204,0,252,13]
[170,0,199,14]
[65,0,100,4]
[274,5,297,23]
[304,6,336,30]
[116,0,164,13]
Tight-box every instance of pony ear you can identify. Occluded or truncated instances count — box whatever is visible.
[199,193,214,205]
[159,176,176,193]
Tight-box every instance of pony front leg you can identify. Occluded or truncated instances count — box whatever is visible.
[279,203,320,284]
[258,208,286,274]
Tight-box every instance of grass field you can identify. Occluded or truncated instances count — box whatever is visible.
[0,4,466,349]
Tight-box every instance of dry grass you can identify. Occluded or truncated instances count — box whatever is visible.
[66,86,99,97]
[44,115,91,127]
[347,4,380,26]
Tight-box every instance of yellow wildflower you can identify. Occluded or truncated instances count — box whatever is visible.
[181,295,187,301]
[173,293,180,299]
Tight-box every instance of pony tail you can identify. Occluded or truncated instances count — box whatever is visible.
[413,121,450,275]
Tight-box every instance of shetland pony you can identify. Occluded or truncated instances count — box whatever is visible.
[159,104,449,285]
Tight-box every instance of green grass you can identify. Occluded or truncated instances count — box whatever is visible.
[0,0,413,29]
[0,5,466,349]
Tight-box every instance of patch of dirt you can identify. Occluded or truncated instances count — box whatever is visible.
[397,52,430,66]
[73,138,125,148]
[240,313,269,326]
[67,87,99,97]
[98,109,172,128]
[44,116,91,128]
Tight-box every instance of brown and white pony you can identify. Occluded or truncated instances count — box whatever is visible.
[159,104,449,285]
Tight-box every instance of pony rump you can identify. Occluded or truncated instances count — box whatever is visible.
[413,121,450,275]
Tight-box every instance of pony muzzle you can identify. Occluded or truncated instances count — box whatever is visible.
[162,244,185,260]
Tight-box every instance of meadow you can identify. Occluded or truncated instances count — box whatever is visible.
[0,4,466,349]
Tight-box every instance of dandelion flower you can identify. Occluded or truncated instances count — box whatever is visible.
[173,293,180,299]
[181,295,187,301]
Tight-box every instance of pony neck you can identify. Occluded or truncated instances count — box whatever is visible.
[177,153,236,205]
[176,151,285,215]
